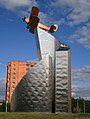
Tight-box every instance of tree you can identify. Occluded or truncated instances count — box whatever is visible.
[0,101,11,112]
[72,97,90,113]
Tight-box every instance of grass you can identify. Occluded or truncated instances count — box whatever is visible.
[0,112,90,119]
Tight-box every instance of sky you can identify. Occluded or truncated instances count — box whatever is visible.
[0,0,90,100]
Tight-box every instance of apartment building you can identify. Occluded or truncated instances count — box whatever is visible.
[5,60,36,103]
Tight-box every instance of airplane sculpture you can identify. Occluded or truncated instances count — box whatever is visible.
[23,6,58,33]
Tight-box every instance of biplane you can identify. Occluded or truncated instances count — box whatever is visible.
[23,6,58,33]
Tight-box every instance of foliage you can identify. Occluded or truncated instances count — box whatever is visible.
[73,108,81,113]
[0,101,6,112]
[0,101,10,112]
[72,97,90,113]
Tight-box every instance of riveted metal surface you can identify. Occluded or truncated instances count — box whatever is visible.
[35,28,56,112]
[55,51,69,112]
[11,55,52,112]
[11,28,71,113]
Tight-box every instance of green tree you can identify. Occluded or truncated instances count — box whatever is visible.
[0,101,11,112]
[72,97,90,113]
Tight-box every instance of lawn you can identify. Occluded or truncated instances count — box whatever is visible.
[0,112,90,119]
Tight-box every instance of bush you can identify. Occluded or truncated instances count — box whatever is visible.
[73,108,81,113]
[0,101,11,112]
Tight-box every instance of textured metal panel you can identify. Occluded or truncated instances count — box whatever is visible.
[55,51,69,112]
[35,28,55,60]
[11,28,71,113]
[35,28,56,112]
[11,55,52,112]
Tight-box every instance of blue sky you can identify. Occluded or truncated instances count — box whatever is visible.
[0,0,90,100]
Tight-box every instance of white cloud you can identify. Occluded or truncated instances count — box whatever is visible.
[72,65,90,81]
[39,12,50,25]
[0,0,90,26]
[70,23,90,49]
[38,11,65,26]
[0,0,37,10]
[71,66,90,98]
[50,0,90,25]
[0,0,38,18]
[77,87,90,98]
[72,86,90,98]
[67,0,90,25]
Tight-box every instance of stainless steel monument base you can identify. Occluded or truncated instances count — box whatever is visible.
[11,28,71,113]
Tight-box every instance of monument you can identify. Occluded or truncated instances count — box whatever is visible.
[11,6,71,113]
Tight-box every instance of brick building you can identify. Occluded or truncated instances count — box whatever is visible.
[5,60,36,103]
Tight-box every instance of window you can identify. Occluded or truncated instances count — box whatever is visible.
[31,64,34,67]
[7,92,9,95]
[8,69,10,72]
[8,64,11,67]
[8,73,10,77]
[26,68,29,71]
[12,78,16,80]
[12,82,15,84]
[12,87,15,90]
[13,73,16,76]
[8,78,10,81]
[26,64,30,66]
[13,68,16,71]
[7,87,10,91]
